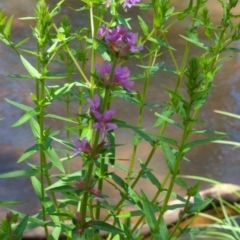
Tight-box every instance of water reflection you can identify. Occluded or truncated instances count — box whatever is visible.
[0,0,240,218]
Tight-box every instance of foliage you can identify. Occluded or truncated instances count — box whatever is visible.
[0,0,240,239]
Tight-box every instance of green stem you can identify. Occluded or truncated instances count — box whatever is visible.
[39,78,49,239]
[127,31,158,182]
[66,46,90,84]
[80,130,100,227]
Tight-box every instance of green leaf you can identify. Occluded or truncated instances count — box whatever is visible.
[44,114,77,123]
[45,179,66,191]
[5,98,32,111]
[116,210,143,218]
[158,217,169,239]
[138,15,149,36]
[49,226,61,240]
[14,215,29,240]
[184,137,222,152]
[31,176,42,199]
[117,122,154,145]
[18,145,38,163]
[148,37,176,50]
[12,109,40,127]
[116,15,131,29]
[14,37,30,48]
[6,74,35,79]
[153,110,183,129]
[0,200,27,206]
[112,235,121,240]
[132,133,142,146]
[44,148,65,173]
[187,182,199,196]
[0,168,39,178]
[139,161,161,189]
[91,221,125,236]
[141,190,157,231]
[175,177,188,189]
[188,198,213,213]
[180,35,209,50]
[3,15,14,38]
[214,110,240,119]
[161,142,176,174]
[147,133,178,146]
[29,118,41,138]
[20,55,41,79]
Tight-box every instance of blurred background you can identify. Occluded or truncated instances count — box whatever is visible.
[0,0,240,217]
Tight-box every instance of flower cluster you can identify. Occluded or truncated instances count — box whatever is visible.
[95,61,134,90]
[73,94,117,155]
[98,25,143,57]
[87,94,117,137]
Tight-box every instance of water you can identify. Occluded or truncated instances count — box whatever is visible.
[0,0,240,220]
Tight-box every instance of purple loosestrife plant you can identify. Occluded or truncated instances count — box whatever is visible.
[0,0,239,240]
[95,61,134,89]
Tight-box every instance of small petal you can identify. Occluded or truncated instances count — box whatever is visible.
[105,123,118,131]
[102,110,115,122]
[87,94,100,111]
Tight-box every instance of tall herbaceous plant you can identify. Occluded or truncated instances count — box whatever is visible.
[0,0,239,239]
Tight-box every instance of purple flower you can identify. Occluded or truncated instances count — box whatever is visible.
[87,94,100,114]
[95,61,134,90]
[97,25,143,57]
[124,0,141,8]
[72,138,92,155]
[97,25,108,39]
[92,110,117,136]
[103,0,140,8]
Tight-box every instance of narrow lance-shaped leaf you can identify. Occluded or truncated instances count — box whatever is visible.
[91,221,125,236]
[184,137,223,152]
[12,109,40,127]
[18,144,39,163]
[141,190,157,231]
[0,168,39,178]
[0,200,27,206]
[3,15,14,38]
[138,15,149,36]
[20,54,41,79]
[31,176,42,199]
[5,98,32,111]
[14,215,29,240]
[161,142,176,174]
[139,160,161,189]
[44,147,65,173]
